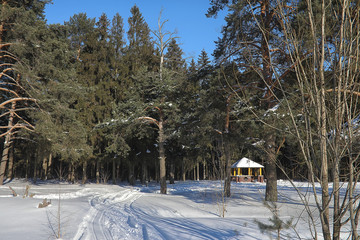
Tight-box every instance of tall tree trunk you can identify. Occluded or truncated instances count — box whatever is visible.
[7,145,14,180]
[181,158,186,181]
[0,133,11,185]
[82,161,87,184]
[260,0,278,203]
[128,162,135,186]
[0,101,15,185]
[96,160,100,184]
[47,153,52,180]
[223,140,231,198]
[25,155,29,181]
[42,155,48,180]
[159,120,167,194]
[116,162,120,180]
[265,134,277,202]
[169,160,175,184]
[203,159,206,180]
[196,161,200,181]
[318,1,330,238]
[223,95,232,197]
[33,154,38,183]
[68,162,75,183]
[141,162,148,185]
[112,159,116,184]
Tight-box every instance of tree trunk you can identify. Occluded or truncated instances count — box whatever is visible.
[159,120,167,194]
[223,141,231,198]
[141,162,148,185]
[128,162,135,186]
[59,160,63,181]
[33,154,38,183]
[47,153,52,180]
[25,155,29,181]
[0,134,11,185]
[265,135,277,202]
[181,158,186,181]
[0,101,15,185]
[82,161,87,184]
[318,1,330,238]
[265,155,277,202]
[7,145,14,180]
[42,155,48,180]
[68,163,75,183]
[116,162,120,180]
[169,160,175,184]
[196,161,200,181]
[333,142,341,240]
[203,159,206,180]
[112,159,116,184]
[96,160,100,184]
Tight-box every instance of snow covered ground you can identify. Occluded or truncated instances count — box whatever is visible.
[0,179,356,239]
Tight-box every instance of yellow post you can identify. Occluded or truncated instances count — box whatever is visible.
[260,168,262,175]
[248,168,251,175]
[237,168,240,175]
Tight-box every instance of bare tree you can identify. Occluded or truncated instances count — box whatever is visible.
[137,11,178,194]
[251,0,360,238]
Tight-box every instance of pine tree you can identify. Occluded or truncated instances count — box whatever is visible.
[164,38,185,184]
[0,0,49,184]
[125,5,155,73]
[207,0,295,201]
[65,13,96,61]
[76,13,117,183]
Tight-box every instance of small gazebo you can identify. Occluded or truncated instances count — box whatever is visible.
[231,157,264,182]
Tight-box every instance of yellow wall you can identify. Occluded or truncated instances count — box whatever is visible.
[232,168,264,176]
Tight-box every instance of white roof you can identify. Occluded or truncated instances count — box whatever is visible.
[231,157,264,168]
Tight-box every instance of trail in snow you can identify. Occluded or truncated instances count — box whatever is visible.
[74,188,147,240]
[1,180,347,239]
[73,185,242,240]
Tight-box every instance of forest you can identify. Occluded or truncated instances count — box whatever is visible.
[0,0,360,239]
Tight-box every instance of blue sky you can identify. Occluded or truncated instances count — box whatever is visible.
[44,0,227,62]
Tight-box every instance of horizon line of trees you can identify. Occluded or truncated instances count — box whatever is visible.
[0,1,257,191]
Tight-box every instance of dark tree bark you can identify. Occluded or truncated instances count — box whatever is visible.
[169,160,175,184]
[224,139,231,198]
[0,101,15,185]
[159,120,167,194]
[7,145,14,180]
[82,161,87,184]
[112,159,117,184]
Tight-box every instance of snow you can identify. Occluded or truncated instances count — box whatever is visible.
[0,179,357,239]
[231,157,264,168]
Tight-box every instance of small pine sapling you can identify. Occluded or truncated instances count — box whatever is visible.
[254,201,294,240]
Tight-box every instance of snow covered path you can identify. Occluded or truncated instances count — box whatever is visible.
[74,187,152,240]
[0,179,342,239]
[73,185,244,240]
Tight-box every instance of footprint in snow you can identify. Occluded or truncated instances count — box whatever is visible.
[127,216,138,228]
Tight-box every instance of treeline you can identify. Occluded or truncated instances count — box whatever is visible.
[0,1,258,191]
[1,0,360,213]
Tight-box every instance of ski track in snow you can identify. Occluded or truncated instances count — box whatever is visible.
[3,180,352,239]
[73,186,220,240]
[73,188,150,240]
